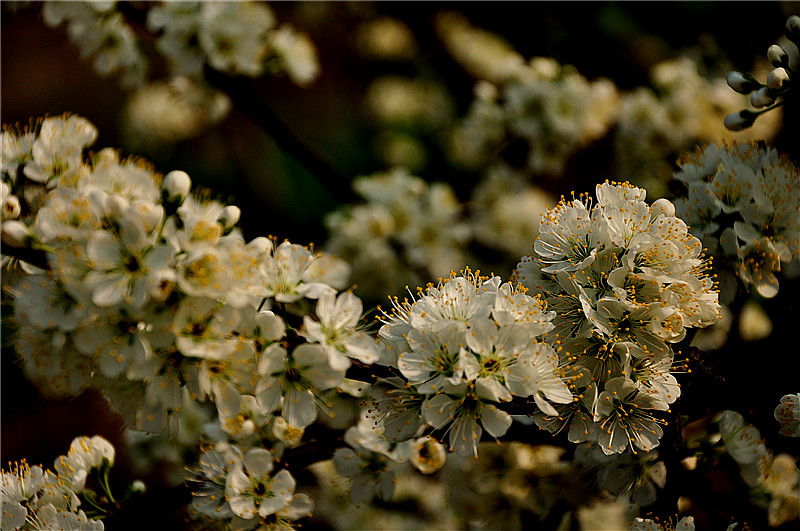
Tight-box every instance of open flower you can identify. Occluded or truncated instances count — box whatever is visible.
[302,289,378,370]
[225,448,296,519]
[423,381,512,458]
[256,344,345,429]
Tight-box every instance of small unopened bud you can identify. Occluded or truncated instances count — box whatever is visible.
[767,67,790,90]
[410,436,447,474]
[247,236,273,257]
[786,15,800,45]
[726,71,760,94]
[750,86,777,108]
[651,198,676,218]
[150,269,176,303]
[162,170,191,203]
[130,480,146,494]
[2,194,21,220]
[87,188,109,212]
[217,205,240,230]
[128,201,164,234]
[1,220,32,247]
[475,80,499,101]
[724,109,757,131]
[105,194,130,223]
[767,44,788,68]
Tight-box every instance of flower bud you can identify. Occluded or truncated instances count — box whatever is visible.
[87,188,109,212]
[750,86,776,108]
[2,194,21,220]
[128,200,165,234]
[410,436,447,474]
[767,44,788,68]
[767,67,790,90]
[726,71,760,94]
[150,269,176,303]
[651,198,676,219]
[162,170,191,203]
[217,205,241,230]
[104,194,130,223]
[248,236,273,256]
[724,109,757,131]
[475,80,499,101]
[1,220,32,247]
[786,15,800,45]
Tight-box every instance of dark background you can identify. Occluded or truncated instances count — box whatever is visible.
[2,2,799,529]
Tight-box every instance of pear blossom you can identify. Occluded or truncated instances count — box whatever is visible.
[423,381,512,458]
[225,448,296,519]
[84,219,174,309]
[256,344,345,428]
[594,377,665,455]
[302,289,379,370]
[673,143,799,301]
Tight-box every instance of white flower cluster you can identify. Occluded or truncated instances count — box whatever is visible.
[39,1,319,89]
[434,11,525,85]
[42,1,148,89]
[2,114,384,527]
[514,181,720,455]
[187,442,312,529]
[614,57,781,189]
[120,77,233,155]
[724,16,799,131]
[365,268,570,462]
[673,142,800,302]
[439,442,583,528]
[324,167,470,299]
[718,411,800,527]
[468,163,556,259]
[775,393,800,437]
[440,12,783,186]
[1,436,116,531]
[146,1,318,86]
[449,57,618,176]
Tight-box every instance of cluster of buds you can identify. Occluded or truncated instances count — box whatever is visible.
[724,16,798,131]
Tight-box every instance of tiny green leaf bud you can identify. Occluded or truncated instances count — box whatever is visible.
[767,67,790,90]
[218,205,241,230]
[767,44,788,68]
[726,71,760,94]
[162,170,192,203]
[1,220,33,247]
[724,109,757,131]
[130,480,146,494]
[750,86,777,108]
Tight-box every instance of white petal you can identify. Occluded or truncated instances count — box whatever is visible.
[243,448,273,479]
[283,387,317,428]
[481,404,512,438]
